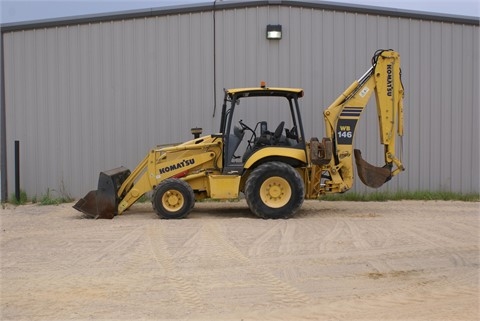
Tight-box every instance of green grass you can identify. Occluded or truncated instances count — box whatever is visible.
[9,190,28,205]
[320,190,479,202]
[38,188,74,205]
[6,188,74,206]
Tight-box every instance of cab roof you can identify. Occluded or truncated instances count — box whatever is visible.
[226,86,304,98]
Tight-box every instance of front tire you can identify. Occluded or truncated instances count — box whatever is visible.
[245,161,304,219]
[152,178,195,219]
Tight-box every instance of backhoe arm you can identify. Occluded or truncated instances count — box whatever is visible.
[321,49,405,191]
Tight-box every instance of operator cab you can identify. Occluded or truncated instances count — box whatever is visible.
[220,83,307,175]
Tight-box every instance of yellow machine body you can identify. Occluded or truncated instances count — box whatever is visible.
[74,49,405,219]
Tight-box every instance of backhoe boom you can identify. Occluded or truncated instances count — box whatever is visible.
[308,49,405,197]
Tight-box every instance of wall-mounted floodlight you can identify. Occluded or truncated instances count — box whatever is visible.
[266,24,282,39]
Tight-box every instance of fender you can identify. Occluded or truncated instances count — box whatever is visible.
[243,147,307,169]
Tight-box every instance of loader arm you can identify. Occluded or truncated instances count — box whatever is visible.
[116,142,219,215]
[74,138,221,218]
[320,50,405,192]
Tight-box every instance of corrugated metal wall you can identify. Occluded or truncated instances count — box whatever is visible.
[4,13,216,198]
[3,4,479,199]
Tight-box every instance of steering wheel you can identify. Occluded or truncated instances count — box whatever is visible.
[239,120,257,147]
[238,120,254,133]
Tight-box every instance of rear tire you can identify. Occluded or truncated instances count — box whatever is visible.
[152,178,195,219]
[245,161,304,219]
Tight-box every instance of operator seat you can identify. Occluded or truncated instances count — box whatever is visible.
[226,125,245,163]
[272,121,285,143]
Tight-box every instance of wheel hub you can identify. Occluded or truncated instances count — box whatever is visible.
[267,185,282,198]
[260,177,292,208]
[163,190,183,210]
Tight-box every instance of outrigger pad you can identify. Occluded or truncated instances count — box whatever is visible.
[73,167,130,219]
[354,149,392,188]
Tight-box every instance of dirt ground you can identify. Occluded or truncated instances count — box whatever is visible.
[1,200,479,321]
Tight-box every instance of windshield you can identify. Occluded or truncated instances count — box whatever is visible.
[223,94,304,167]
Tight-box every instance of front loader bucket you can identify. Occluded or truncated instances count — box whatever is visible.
[73,167,131,219]
[354,149,392,188]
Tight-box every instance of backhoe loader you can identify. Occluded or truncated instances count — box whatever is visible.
[74,49,405,219]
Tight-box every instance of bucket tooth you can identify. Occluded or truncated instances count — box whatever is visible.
[354,149,391,188]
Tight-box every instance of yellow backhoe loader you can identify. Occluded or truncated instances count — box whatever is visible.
[74,49,405,219]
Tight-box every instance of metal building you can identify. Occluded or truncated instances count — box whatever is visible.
[1,0,479,201]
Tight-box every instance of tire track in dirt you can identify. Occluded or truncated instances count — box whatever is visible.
[205,221,312,305]
[146,223,204,310]
[317,219,347,253]
[407,224,474,247]
[343,274,479,320]
[247,221,284,257]
[79,225,145,264]
[278,221,296,254]
[2,200,478,321]
[307,244,480,270]
[341,243,479,306]
[343,219,372,250]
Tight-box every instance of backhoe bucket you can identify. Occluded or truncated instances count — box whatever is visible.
[73,167,131,219]
[354,149,391,188]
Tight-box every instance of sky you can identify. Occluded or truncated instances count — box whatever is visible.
[1,0,479,24]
